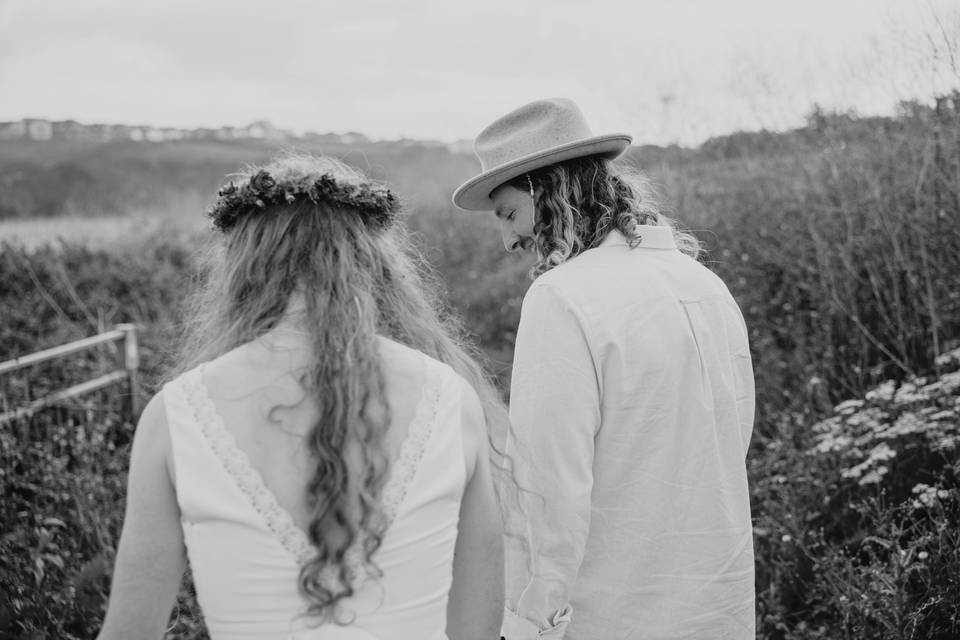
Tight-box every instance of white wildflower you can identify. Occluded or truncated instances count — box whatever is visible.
[814,432,853,454]
[910,483,953,509]
[894,382,929,404]
[841,442,896,484]
[866,381,896,402]
[846,407,886,430]
[938,371,960,394]
[934,435,958,451]
[880,412,928,438]
[835,399,865,415]
[934,348,960,368]
[812,416,843,434]
[859,468,889,484]
[920,379,944,395]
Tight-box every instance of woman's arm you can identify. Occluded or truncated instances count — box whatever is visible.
[447,376,505,640]
[97,392,186,640]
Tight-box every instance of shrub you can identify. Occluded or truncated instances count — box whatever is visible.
[752,347,960,639]
[0,240,205,640]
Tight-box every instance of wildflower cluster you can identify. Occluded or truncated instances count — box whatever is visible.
[811,346,960,497]
[751,347,960,638]
[207,170,400,232]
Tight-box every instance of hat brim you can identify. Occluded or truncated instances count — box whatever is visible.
[452,133,633,211]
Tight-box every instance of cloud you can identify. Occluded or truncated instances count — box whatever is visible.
[1,0,958,144]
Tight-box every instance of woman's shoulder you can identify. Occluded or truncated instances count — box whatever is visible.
[378,339,480,421]
[127,389,178,484]
[377,336,451,379]
[377,338,469,409]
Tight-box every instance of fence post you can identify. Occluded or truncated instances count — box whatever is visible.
[116,323,140,419]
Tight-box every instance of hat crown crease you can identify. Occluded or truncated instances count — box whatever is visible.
[474,98,594,171]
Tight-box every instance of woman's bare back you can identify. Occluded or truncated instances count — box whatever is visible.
[199,328,431,533]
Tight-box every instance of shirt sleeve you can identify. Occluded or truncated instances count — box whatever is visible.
[503,282,600,639]
[729,299,756,458]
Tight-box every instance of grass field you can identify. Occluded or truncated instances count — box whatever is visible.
[2,99,960,639]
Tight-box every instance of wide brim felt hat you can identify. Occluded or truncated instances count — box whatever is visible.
[453,98,633,211]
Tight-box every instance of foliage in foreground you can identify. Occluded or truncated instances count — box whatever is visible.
[0,241,204,640]
[753,348,960,639]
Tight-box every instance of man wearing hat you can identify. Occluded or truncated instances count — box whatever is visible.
[454,98,756,639]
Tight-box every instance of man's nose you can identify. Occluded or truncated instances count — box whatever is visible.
[500,224,517,252]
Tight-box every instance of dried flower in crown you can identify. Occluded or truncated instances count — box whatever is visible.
[207,169,400,232]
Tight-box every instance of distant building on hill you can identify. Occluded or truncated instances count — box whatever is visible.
[246,120,282,140]
[24,119,53,140]
[161,128,186,141]
[88,124,115,142]
[216,126,245,140]
[447,139,474,155]
[0,117,382,146]
[398,138,445,148]
[52,120,85,140]
[0,120,27,140]
[193,128,219,140]
[340,131,371,145]
[302,132,346,144]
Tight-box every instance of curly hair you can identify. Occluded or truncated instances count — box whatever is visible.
[171,154,509,623]
[501,156,701,278]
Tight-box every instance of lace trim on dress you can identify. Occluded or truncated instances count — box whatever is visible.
[177,358,445,571]
[380,359,443,524]
[179,367,315,565]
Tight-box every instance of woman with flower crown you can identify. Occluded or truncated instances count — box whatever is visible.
[96,154,506,640]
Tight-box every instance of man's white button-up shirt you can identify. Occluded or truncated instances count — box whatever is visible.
[502,226,756,639]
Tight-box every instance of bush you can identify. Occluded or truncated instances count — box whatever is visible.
[654,98,960,428]
[752,347,960,639]
[0,240,207,639]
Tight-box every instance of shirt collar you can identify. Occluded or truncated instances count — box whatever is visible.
[598,226,677,250]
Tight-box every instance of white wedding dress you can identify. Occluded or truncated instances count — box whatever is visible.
[162,345,465,639]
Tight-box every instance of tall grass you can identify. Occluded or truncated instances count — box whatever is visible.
[653,99,960,429]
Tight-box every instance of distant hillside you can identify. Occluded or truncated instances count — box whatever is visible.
[0,137,481,219]
[0,102,943,222]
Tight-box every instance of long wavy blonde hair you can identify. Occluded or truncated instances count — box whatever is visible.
[502,156,701,277]
[171,154,509,623]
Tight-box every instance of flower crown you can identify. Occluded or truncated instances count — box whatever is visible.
[208,169,400,232]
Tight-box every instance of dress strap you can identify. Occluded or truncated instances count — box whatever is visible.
[380,357,445,523]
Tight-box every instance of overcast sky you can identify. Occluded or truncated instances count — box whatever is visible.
[1,0,958,145]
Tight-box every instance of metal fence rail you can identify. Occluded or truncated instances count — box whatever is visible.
[0,323,140,424]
